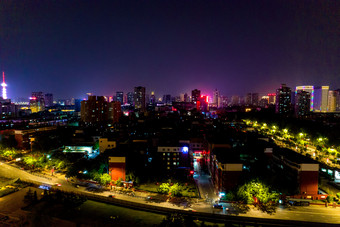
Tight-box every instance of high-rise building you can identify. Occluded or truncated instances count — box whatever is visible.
[191,89,201,103]
[251,93,259,106]
[134,86,146,112]
[335,89,340,112]
[44,93,53,107]
[127,92,134,105]
[163,94,171,105]
[30,92,45,113]
[81,96,108,124]
[231,95,240,106]
[108,101,122,123]
[275,84,291,115]
[150,91,156,105]
[116,92,123,105]
[295,86,314,111]
[245,93,252,106]
[74,99,82,112]
[295,90,310,117]
[314,86,329,112]
[328,90,337,112]
[213,89,220,106]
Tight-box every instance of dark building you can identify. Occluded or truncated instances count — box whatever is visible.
[163,94,172,105]
[44,93,53,107]
[134,86,146,112]
[275,84,292,115]
[295,90,310,117]
[191,89,201,103]
[270,148,319,196]
[157,145,191,173]
[116,92,124,105]
[149,91,156,105]
[80,96,108,125]
[127,92,134,106]
[74,99,82,112]
[108,101,122,123]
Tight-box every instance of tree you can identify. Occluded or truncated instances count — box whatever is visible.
[158,183,170,194]
[169,183,183,197]
[116,178,123,187]
[236,179,279,205]
[99,173,112,185]
[23,156,37,168]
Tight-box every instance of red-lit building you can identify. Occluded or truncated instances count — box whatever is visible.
[271,148,319,196]
[109,156,126,181]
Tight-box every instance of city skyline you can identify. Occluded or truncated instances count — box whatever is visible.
[1,1,339,99]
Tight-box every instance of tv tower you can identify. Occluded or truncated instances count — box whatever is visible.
[1,72,7,99]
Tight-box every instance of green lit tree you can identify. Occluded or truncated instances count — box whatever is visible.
[158,183,170,194]
[169,183,183,197]
[99,173,112,185]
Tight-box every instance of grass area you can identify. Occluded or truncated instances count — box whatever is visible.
[135,181,199,198]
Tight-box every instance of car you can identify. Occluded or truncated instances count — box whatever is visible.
[288,200,310,206]
[108,195,115,198]
[213,204,223,209]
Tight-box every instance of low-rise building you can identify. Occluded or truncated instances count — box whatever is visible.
[99,138,116,153]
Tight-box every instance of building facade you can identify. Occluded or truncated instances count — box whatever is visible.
[134,86,146,112]
[275,84,291,115]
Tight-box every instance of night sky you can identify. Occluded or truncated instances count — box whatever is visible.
[1,0,339,100]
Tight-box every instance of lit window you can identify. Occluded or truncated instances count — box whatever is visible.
[163,153,165,156]
[173,162,176,165]
[167,162,170,165]
[177,162,179,165]
[167,153,170,156]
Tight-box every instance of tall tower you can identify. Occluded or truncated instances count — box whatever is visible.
[134,86,146,112]
[275,84,292,115]
[1,72,7,99]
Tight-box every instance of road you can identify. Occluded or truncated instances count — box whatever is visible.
[193,159,218,202]
[1,161,340,224]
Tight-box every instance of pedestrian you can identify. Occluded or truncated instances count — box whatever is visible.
[333,202,337,208]
[325,202,328,207]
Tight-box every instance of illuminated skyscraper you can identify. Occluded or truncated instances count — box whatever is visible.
[134,86,146,112]
[275,84,292,115]
[328,90,337,112]
[1,72,7,99]
[314,86,329,112]
[30,92,45,113]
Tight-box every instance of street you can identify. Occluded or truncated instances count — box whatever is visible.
[1,161,340,224]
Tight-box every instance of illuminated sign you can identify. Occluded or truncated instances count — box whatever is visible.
[335,171,340,180]
[182,146,189,153]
